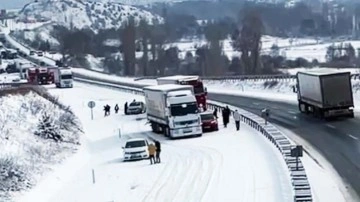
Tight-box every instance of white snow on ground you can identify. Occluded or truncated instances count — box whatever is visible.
[0,91,81,202]
[18,81,295,202]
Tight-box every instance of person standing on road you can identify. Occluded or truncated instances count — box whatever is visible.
[261,108,270,125]
[114,104,119,114]
[124,102,128,115]
[148,143,157,165]
[221,107,227,127]
[233,109,241,131]
[155,141,161,163]
[106,104,111,115]
[213,108,218,119]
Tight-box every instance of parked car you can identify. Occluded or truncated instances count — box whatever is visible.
[126,101,146,115]
[29,51,35,56]
[37,51,43,56]
[122,138,149,161]
[200,111,218,132]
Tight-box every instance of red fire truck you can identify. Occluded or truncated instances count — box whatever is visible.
[156,75,208,110]
[26,67,54,85]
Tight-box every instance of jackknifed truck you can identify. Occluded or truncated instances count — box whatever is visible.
[296,69,354,119]
[143,84,203,139]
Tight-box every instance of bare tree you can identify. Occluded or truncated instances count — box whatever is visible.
[121,17,136,76]
[233,10,264,74]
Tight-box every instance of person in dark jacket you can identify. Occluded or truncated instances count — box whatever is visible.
[213,108,218,119]
[222,106,231,127]
[104,105,107,117]
[106,104,111,115]
[114,104,119,114]
[155,141,161,163]
[124,102,128,115]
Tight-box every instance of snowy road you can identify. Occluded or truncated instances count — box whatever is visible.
[19,81,293,202]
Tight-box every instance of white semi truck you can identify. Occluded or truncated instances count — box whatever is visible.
[296,69,354,119]
[143,84,203,139]
[54,68,73,88]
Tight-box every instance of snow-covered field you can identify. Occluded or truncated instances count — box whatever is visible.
[0,90,82,202]
[10,81,345,202]
[18,82,295,202]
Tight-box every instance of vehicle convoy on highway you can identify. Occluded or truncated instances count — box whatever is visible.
[143,84,202,139]
[296,69,354,119]
[156,75,207,110]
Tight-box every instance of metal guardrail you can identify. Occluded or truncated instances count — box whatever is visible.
[74,76,313,202]
[0,82,29,89]
[136,73,360,82]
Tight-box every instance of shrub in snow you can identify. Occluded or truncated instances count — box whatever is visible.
[34,112,63,142]
[0,156,32,193]
[263,80,279,89]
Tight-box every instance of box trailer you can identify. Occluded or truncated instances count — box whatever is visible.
[143,84,202,139]
[296,69,354,118]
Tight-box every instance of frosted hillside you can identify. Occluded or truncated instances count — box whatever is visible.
[0,90,82,202]
[18,0,163,31]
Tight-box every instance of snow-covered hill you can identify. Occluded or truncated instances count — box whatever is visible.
[18,0,163,31]
[0,88,82,201]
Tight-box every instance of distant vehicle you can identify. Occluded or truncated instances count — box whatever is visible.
[296,69,354,119]
[143,84,202,139]
[156,75,207,110]
[26,67,54,85]
[54,68,73,88]
[200,111,218,132]
[29,51,35,56]
[122,138,149,161]
[126,101,146,115]
[37,51,43,57]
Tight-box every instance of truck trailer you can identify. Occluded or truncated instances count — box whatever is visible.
[143,84,203,139]
[54,68,73,88]
[156,75,207,111]
[296,69,354,119]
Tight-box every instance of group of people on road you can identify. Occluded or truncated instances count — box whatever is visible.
[103,100,135,117]
[147,140,161,165]
[212,106,269,131]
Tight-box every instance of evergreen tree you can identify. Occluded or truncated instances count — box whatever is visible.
[35,112,62,142]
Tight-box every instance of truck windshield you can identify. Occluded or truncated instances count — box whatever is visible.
[170,102,198,116]
[61,74,72,79]
[193,85,204,94]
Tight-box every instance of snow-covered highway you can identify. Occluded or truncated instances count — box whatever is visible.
[18,81,293,202]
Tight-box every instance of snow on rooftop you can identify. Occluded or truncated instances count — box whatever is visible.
[298,68,352,76]
[157,75,199,81]
[143,84,193,91]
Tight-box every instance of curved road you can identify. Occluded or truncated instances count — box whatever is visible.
[208,92,360,200]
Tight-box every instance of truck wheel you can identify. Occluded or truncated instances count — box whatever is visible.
[151,122,156,132]
[298,103,306,113]
[164,127,170,137]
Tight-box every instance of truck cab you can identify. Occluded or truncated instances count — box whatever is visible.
[54,68,73,88]
[165,90,202,138]
[143,84,202,139]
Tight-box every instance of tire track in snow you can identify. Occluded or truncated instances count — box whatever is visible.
[141,138,223,202]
